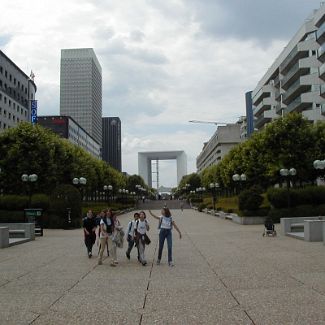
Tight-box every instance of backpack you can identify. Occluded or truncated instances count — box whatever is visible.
[100,216,114,234]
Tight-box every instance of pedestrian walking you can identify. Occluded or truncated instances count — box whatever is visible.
[125,212,140,261]
[135,211,150,266]
[149,208,182,267]
[83,210,97,258]
[98,209,117,266]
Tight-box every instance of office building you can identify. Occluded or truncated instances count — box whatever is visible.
[0,50,37,132]
[102,117,121,171]
[252,5,325,130]
[38,115,101,158]
[60,48,102,145]
[196,123,242,172]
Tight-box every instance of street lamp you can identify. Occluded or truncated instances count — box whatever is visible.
[209,182,220,210]
[279,168,297,210]
[196,187,206,200]
[103,184,113,203]
[232,173,247,194]
[72,177,87,201]
[22,173,38,207]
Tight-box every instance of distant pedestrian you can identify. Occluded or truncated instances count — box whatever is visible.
[83,210,97,258]
[98,209,117,266]
[126,212,140,261]
[149,208,182,267]
[135,211,150,266]
[180,202,184,212]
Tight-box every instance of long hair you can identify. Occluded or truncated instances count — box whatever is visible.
[139,211,146,218]
[163,208,171,217]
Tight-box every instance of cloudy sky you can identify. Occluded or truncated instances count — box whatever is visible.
[0,0,322,187]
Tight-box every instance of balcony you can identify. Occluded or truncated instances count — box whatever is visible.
[281,60,309,89]
[253,97,273,115]
[317,23,325,44]
[274,75,281,87]
[280,40,312,74]
[284,95,312,114]
[318,44,325,62]
[282,78,310,105]
[320,63,325,80]
[252,85,273,106]
[254,110,277,129]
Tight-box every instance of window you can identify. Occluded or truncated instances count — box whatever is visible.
[0,93,2,101]
[14,78,16,85]
[13,115,15,122]
[4,110,6,117]
[8,100,11,107]
[0,66,2,74]
[4,97,6,104]
[4,70,7,78]
[3,123,6,129]
[8,113,11,119]
[9,74,12,82]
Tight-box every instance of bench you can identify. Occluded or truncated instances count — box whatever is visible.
[281,217,325,241]
[9,229,26,238]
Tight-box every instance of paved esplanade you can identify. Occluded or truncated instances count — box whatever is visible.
[1,210,325,324]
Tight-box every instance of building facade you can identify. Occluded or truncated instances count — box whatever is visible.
[196,123,242,173]
[252,5,325,130]
[245,91,255,137]
[38,115,101,158]
[102,117,122,171]
[0,50,37,132]
[60,48,102,146]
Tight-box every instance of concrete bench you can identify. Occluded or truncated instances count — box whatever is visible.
[0,227,9,248]
[281,217,322,236]
[304,220,325,242]
[9,229,26,238]
[0,223,35,240]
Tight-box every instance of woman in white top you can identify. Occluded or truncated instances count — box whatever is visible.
[149,208,182,267]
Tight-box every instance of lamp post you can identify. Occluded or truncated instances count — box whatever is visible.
[279,168,296,210]
[209,182,220,211]
[232,173,247,194]
[313,160,325,184]
[72,177,87,201]
[22,173,38,207]
[103,185,113,203]
[196,187,206,201]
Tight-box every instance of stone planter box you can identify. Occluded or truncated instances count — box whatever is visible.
[232,215,267,225]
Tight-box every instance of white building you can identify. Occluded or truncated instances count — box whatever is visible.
[196,123,242,173]
[252,5,325,130]
[60,48,102,146]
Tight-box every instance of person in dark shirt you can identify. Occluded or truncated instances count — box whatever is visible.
[83,210,97,258]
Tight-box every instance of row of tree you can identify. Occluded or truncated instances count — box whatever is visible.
[178,113,325,193]
[0,123,148,196]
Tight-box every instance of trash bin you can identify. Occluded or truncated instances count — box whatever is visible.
[24,208,43,236]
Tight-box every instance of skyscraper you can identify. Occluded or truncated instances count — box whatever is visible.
[102,117,122,171]
[60,48,102,145]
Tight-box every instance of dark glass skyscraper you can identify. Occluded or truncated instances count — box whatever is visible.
[102,117,121,171]
[245,91,254,137]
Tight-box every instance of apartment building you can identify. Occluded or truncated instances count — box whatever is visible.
[196,123,242,173]
[252,5,325,130]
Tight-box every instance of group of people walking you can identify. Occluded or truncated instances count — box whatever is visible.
[82,207,182,267]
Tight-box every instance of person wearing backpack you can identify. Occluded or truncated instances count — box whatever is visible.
[126,212,140,261]
[134,211,150,266]
[149,208,182,267]
[98,209,117,266]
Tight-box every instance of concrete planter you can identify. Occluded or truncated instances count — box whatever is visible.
[232,215,267,225]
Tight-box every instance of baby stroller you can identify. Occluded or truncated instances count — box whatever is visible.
[263,218,277,237]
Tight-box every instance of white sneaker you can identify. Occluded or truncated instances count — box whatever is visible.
[168,261,174,267]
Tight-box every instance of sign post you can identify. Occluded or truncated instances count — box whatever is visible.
[31,100,37,124]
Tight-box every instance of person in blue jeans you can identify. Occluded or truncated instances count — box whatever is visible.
[149,208,182,267]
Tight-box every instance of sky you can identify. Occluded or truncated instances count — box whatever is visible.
[0,0,322,187]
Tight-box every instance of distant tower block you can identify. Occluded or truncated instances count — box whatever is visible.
[138,151,187,187]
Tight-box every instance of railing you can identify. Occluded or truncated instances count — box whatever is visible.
[320,63,325,78]
[317,23,325,41]
[285,96,302,113]
[281,61,303,88]
[282,78,303,104]
[280,45,298,72]
[318,44,325,61]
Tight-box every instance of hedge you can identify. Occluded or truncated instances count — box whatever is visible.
[267,186,325,209]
